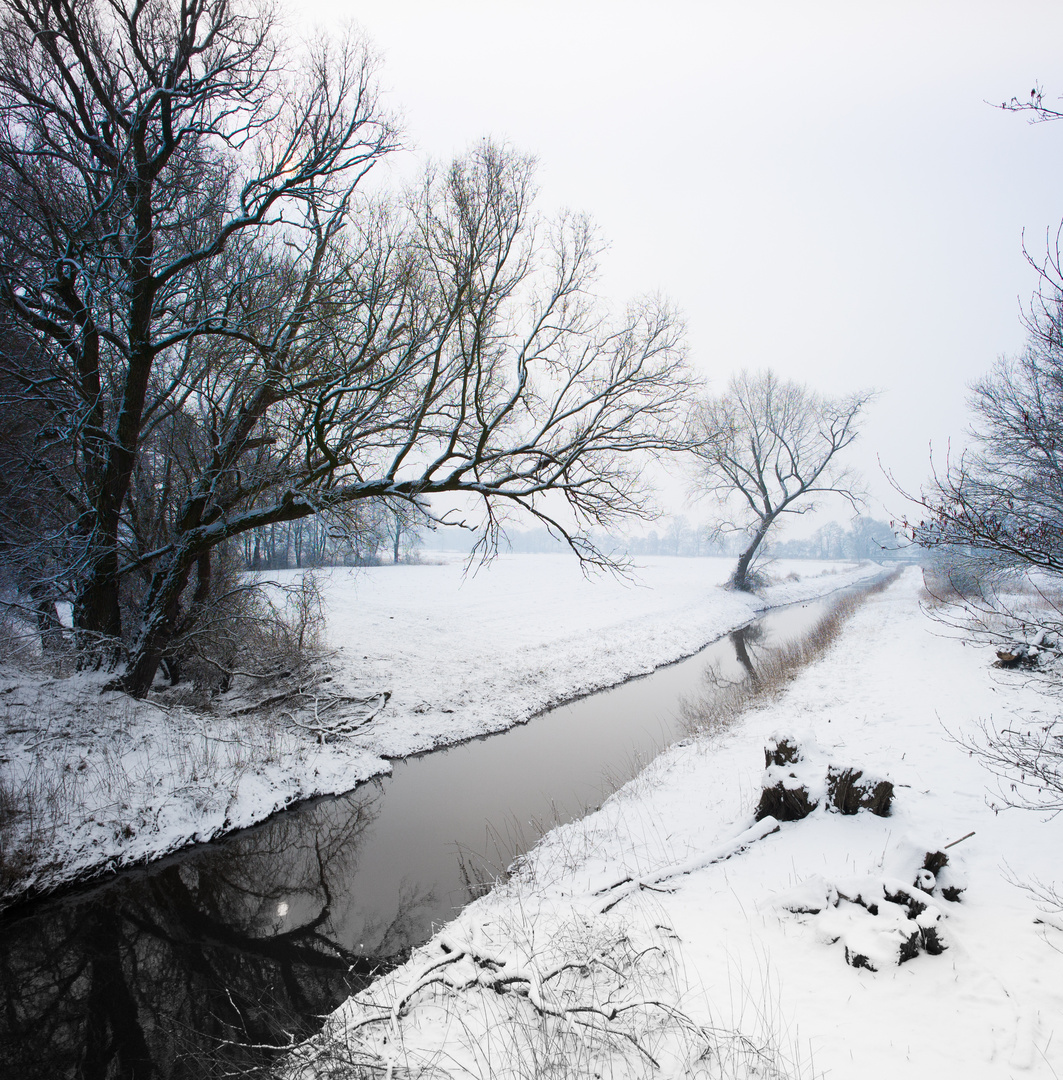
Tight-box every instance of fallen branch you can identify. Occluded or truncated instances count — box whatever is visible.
[287,692,391,742]
[594,816,782,913]
[315,931,682,1074]
[944,830,975,849]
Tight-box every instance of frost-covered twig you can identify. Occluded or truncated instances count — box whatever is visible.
[594,816,781,913]
[286,692,391,742]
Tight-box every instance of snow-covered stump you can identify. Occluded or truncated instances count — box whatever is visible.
[755,737,895,822]
[995,628,1056,668]
[753,736,960,972]
[776,873,950,972]
[832,876,949,970]
[754,737,822,822]
[774,846,967,972]
[825,765,893,816]
[918,848,967,904]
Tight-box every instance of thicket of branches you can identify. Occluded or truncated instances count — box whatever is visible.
[903,87,1063,849]
[910,326,1063,584]
[907,285,1063,659]
[0,0,691,696]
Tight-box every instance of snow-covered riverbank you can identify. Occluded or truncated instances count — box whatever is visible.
[294,567,1063,1080]
[0,556,882,909]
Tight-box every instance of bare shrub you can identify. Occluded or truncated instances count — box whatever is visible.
[0,762,68,896]
[953,716,1063,816]
[0,610,44,668]
[243,571,328,676]
[917,553,1063,684]
[919,562,1063,913]
[165,559,328,694]
[284,913,821,1080]
[0,772,32,893]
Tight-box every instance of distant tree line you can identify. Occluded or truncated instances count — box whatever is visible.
[771,517,907,561]
[421,515,905,562]
[241,506,424,570]
[631,515,904,562]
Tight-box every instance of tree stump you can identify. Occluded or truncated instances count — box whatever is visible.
[826,766,893,817]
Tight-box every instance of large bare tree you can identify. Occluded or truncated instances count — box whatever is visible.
[691,370,872,590]
[0,0,396,660]
[0,0,691,696]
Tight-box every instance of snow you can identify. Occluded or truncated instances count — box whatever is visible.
[298,567,1063,1079]
[0,554,880,907]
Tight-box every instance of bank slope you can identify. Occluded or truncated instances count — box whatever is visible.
[1,556,883,909]
[304,567,1063,1080]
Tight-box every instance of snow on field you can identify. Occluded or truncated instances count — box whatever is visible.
[298,568,1063,1080]
[321,555,879,755]
[0,555,882,907]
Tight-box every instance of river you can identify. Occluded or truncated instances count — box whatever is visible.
[0,588,862,1078]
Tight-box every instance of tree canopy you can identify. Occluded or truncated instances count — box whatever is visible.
[0,0,691,694]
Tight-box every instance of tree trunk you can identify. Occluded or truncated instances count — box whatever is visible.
[80,905,154,1080]
[730,520,773,591]
[122,554,195,697]
[73,527,123,666]
[731,626,758,680]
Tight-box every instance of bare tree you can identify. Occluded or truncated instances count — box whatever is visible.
[382,502,425,565]
[690,370,873,591]
[908,81,1063,587]
[0,0,692,696]
[111,144,690,696]
[906,318,1063,580]
[899,86,1063,618]
[0,0,396,661]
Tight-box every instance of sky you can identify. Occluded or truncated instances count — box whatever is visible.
[295,0,1063,529]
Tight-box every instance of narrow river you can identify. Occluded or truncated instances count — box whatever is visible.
[0,588,864,1078]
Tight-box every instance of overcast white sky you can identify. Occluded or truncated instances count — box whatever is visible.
[298,0,1063,529]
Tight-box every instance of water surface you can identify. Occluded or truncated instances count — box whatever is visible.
[0,591,851,1077]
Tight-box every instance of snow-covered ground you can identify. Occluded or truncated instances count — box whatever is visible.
[292,568,1063,1080]
[0,555,882,908]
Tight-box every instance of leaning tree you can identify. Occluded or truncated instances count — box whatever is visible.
[0,0,692,695]
[691,370,873,591]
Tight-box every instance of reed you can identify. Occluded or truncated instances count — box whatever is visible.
[683,569,902,738]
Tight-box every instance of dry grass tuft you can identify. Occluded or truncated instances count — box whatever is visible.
[285,910,822,1080]
[0,765,66,895]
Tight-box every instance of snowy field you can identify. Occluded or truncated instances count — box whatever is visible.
[0,555,882,907]
[291,568,1063,1080]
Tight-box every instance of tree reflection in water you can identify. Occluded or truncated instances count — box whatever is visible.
[0,782,432,1079]
[730,623,765,681]
[697,624,767,692]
